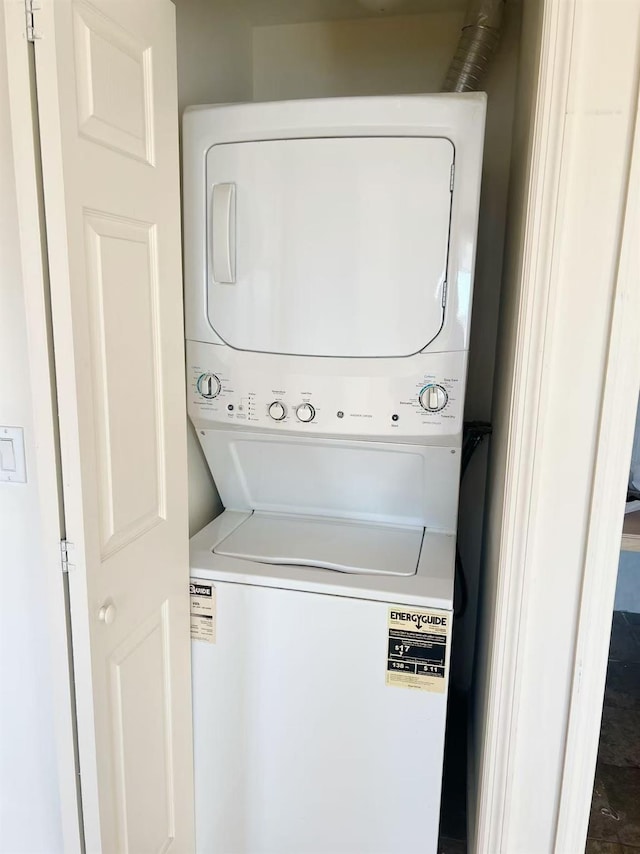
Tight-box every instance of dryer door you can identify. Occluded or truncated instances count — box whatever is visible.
[206,136,454,358]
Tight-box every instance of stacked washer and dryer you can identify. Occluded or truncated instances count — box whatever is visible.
[183,94,486,854]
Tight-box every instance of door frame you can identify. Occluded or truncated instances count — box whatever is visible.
[3,1,82,850]
[553,45,640,854]
[473,0,640,851]
[6,0,640,849]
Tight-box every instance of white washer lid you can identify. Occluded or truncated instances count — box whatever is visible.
[213,512,423,576]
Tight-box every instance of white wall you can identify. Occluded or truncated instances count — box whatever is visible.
[614,551,640,613]
[176,0,253,114]
[175,0,522,687]
[251,12,465,98]
[615,399,640,613]
[0,8,64,850]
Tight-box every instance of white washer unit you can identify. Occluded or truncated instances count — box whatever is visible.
[184,94,486,854]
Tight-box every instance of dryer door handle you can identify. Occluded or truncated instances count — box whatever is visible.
[212,182,236,283]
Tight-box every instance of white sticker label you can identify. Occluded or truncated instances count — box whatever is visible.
[386,606,450,692]
[190,578,216,643]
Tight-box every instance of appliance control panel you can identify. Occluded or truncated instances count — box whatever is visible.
[186,340,467,441]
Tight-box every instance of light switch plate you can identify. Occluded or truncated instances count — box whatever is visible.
[0,426,27,483]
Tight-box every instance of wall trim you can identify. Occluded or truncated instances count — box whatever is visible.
[476,0,640,850]
[554,70,640,854]
[475,0,576,847]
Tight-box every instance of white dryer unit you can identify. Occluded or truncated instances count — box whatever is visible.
[183,94,486,854]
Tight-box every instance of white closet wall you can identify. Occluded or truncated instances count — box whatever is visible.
[615,551,640,613]
[615,398,640,612]
[251,13,465,98]
[176,0,253,112]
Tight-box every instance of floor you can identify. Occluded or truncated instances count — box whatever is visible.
[439,687,468,854]
[587,611,640,853]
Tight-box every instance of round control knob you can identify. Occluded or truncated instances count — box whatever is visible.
[196,372,221,400]
[268,401,287,421]
[296,403,315,423]
[419,384,448,412]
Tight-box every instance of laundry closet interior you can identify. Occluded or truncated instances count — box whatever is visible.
[173,0,525,849]
[178,0,522,663]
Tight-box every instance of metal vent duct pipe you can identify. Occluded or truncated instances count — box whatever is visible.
[442,0,506,93]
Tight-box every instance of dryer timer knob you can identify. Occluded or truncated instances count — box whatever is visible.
[197,373,221,400]
[419,384,448,412]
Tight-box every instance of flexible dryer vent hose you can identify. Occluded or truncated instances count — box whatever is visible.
[442,0,506,93]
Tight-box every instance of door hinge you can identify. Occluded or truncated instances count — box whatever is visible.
[25,0,42,42]
[60,539,72,573]
[442,280,448,307]
[450,163,455,192]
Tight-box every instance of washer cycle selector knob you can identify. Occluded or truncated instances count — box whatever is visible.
[296,403,315,423]
[268,401,287,421]
[419,384,448,412]
[197,373,221,400]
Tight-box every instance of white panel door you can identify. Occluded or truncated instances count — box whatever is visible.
[207,137,454,357]
[33,1,193,851]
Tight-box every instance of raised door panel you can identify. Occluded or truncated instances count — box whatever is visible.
[72,0,153,163]
[34,1,193,851]
[83,212,166,558]
[110,603,174,852]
